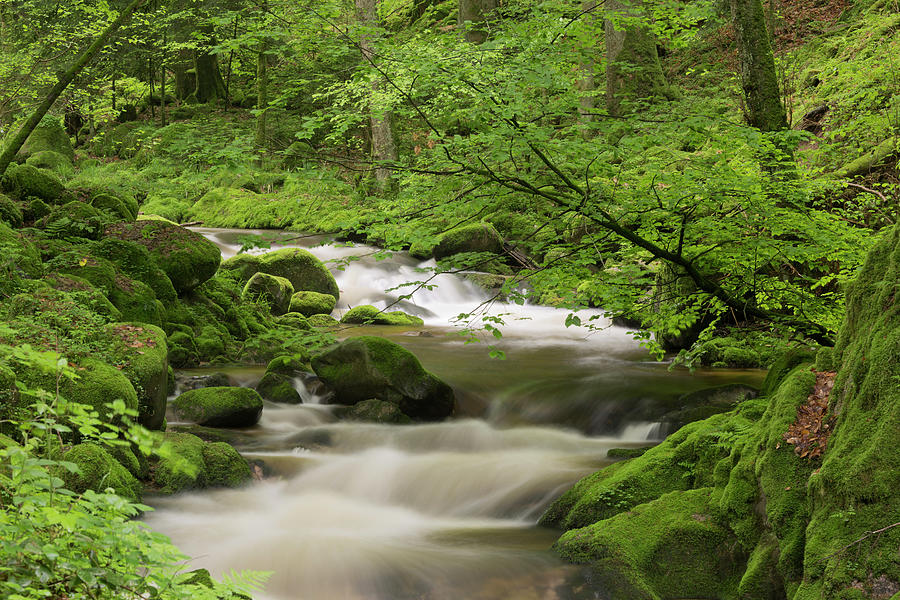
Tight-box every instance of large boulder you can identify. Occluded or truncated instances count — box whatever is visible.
[12,117,74,162]
[433,223,504,259]
[255,355,310,404]
[241,272,293,316]
[104,220,221,294]
[0,193,23,227]
[107,323,169,430]
[90,238,177,303]
[151,432,251,493]
[311,336,454,420]
[220,248,339,300]
[25,150,73,175]
[172,386,263,428]
[288,290,336,317]
[0,163,64,203]
[0,222,42,279]
[60,443,142,502]
[340,305,424,326]
[40,201,106,239]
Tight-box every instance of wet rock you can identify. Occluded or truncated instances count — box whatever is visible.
[172,386,263,428]
[340,305,424,326]
[334,399,412,424]
[242,272,293,316]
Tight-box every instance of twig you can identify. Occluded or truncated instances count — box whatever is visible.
[820,521,900,562]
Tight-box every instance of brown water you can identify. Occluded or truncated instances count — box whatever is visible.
[144,229,764,599]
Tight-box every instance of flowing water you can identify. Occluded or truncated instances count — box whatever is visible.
[144,228,764,600]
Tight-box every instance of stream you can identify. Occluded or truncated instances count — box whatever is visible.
[143,228,764,600]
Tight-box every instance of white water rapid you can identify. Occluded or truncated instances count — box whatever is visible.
[144,228,764,600]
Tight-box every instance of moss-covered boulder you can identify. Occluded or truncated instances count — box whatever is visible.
[25,150,73,175]
[40,201,106,239]
[339,305,424,326]
[311,336,454,420]
[46,251,116,293]
[221,248,339,300]
[241,272,293,316]
[107,278,165,327]
[432,223,504,259]
[13,117,74,162]
[308,314,339,328]
[61,443,142,502]
[0,222,42,278]
[256,372,301,403]
[0,193,23,227]
[0,163,64,203]
[104,220,221,294]
[172,386,263,428]
[90,193,135,222]
[336,399,412,424]
[151,432,251,493]
[288,290,336,317]
[167,331,198,368]
[107,323,168,430]
[276,312,313,330]
[90,238,177,303]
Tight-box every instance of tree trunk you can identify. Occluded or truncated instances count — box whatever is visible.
[357,0,398,192]
[255,4,268,153]
[458,0,498,44]
[160,30,168,126]
[225,16,239,110]
[729,0,787,132]
[193,47,226,104]
[604,0,669,117]
[578,1,599,137]
[0,0,149,177]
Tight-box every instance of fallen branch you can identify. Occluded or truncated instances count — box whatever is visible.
[820,521,900,562]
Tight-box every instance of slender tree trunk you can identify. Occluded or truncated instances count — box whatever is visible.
[225,16,238,110]
[604,0,669,117]
[149,57,155,119]
[578,1,598,137]
[458,0,498,44]
[111,71,117,111]
[160,32,167,127]
[0,0,149,176]
[357,0,398,192]
[730,0,787,132]
[255,3,268,153]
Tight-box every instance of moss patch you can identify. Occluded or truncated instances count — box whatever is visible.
[340,305,424,326]
[172,386,264,428]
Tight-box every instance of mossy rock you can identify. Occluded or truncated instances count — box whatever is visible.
[0,222,42,278]
[90,237,177,303]
[308,313,339,328]
[195,324,229,361]
[61,443,142,502]
[107,278,165,327]
[222,248,339,300]
[167,331,199,368]
[151,432,250,494]
[340,305,424,326]
[266,355,310,376]
[760,346,818,397]
[335,399,412,424]
[24,197,51,222]
[104,220,221,294]
[90,193,135,222]
[276,311,313,330]
[46,251,117,294]
[433,223,504,259]
[256,372,302,403]
[288,290,336,317]
[88,122,142,158]
[25,150,74,175]
[39,201,106,239]
[1,163,64,203]
[311,336,454,420]
[0,193,23,227]
[107,323,168,430]
[172,386,263,428]
[13,117,74,162]
[554,489,744,600]
[241,272,294,316]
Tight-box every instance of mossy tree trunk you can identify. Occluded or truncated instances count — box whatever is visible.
[0,0,148,177]
[255,2,269,162]
[729,0,787,132]
[459,0,498,44]
[193,43,226,104]
[604,0,670,117]
[578,1,599,137]
[357,0,398,192]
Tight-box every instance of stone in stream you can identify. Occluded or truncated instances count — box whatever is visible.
[339,305,424,326]
[172,386,263,427]
[311,336,454,421]
[151,432,252,493]
[256,355,311,404]
[288,290,336,317]
[220,247,339,300]
[241,272,294,316]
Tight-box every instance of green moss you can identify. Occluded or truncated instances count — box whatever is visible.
[288,290,336,316]
[152,433,251,494]
[311,336,454,420]
[13,117,74,162]
[256,372,302,403]
[167,330,199,368]
[256,248,339,300]
[46,251,117,294]
[107,323,168,430]
[555,489,744,600]
[201,441,252,487]
[40,201,106,240]
[0,193,23,227]
[104,220,221,294]
[90,193,135,222]
[276,311,313,330]
[337,399,412,424]
[61,443,142,502]
[0,222,42,278]
[432,222,504,259]
[241,272,294,316]
[195,324,229,360]
[340,305,424,326]
[24,197,51,222]
[26,150,74,176]
[760,346,818,396]
[172,386,263,427]
[91,238,177,303]
[308,314,340,328]
[0,163,64,203]
[107,278,165,327]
